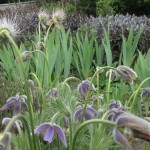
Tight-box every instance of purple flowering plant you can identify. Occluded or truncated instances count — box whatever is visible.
[34,123,67,147]
[77,80,96,97]
[0,93,28,115]
[74,105,99,121]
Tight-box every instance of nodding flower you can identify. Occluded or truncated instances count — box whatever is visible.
[116,66,138,84]
[77,80,96,97]
[107,100,125,121]
[34,123,67,147]
[113,113,150,149]
[106,69,120,81]
[2,117,22,134]
[0,15,21,39]
[16,51,32,62]
[0,93,28,115]
[141,87,150,101]
[74,105,99,121]
[45,88,58,99]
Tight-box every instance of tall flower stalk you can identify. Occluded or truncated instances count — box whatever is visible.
[0,21,37,150]
[81,66,116,122]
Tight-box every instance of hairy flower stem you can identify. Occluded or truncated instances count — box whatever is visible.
[107,69,112,105]
[96,67,100,109]
[4,114,34,150]
[29,50,52,113]
[63,77,82,85]
[130,77,150,112]
[69,117,73,150]
[4,31,37,150]
[81,66,116,122]
[71,119,116,150]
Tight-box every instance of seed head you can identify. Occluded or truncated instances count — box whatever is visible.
[0,16,20,39]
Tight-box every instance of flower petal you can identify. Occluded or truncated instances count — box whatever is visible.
[116,113,150,135]
[84,111,92,120]
[34,123,50,134]
[44,126,54,143]
[20,98,28,109]
[54,125,67,147]
[0,100,16,111]
[74,107,83,120]
[2,118,11,126]
[113,128,132,150]
[14,102,21,114]
[6,97,18,103]
[86,105,99,115]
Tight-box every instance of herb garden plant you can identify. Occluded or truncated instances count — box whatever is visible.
[0,7,150,150]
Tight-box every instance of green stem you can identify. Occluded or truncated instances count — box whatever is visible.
[44,25,52,45]
[107,69,112,106]
[31,50,52,82]
[63,77,82,85]
[81,66,116,122]
[4,114,33,150]
[130,77,150,112]
[29,73,44,115]
[69,117,73,150]
[96,67,100,109]
[4,31,37,150]
[51,112,60,124]
[71,119,116,150]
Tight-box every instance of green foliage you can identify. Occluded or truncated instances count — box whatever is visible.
[102,25,112,66]
[96,0,115,16]
[72,30,96,79]
[64,2,77,13]
[32,26,73,89]
[0,44,31,81]
[120,27,143,66]
[134,49,150,87]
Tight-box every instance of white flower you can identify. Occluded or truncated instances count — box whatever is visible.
[52,9,66,22]
[38,9,49,22]
[0,16,20,38]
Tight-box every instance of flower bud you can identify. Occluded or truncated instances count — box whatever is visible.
[116,66,138,84]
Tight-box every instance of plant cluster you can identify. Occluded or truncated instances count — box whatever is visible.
[0,8,150,150]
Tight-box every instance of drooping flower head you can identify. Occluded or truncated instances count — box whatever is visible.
[34,123,67,147]
[141,87,150,101]
[113,128,132,150]
[16,51,32,62]
[77,80,96,97]
[74,105,99,121]
[0,93,28,115]
[91,95,103,107]
[116,66,138,84]
[45,88,58,99]
[113,113,150,149]
[106,69,120,81]
[107,100,125,121]
[0,15,20,40]
[2,117,22,134]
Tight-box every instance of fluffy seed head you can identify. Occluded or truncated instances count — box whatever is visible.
[0,16,20,38]
[38,9,49,23]
[52,9,66,22]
